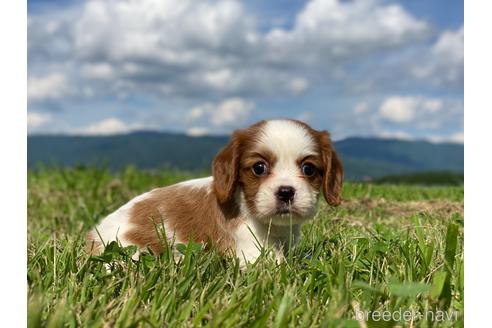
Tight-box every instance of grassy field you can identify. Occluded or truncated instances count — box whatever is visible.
[27,167,464,327]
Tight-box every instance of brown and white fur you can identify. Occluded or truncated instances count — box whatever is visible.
[86,119,343,266]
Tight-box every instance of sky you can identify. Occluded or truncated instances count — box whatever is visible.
[27,0,463,142]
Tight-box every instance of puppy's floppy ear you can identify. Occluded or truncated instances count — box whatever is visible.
[212,132,241,204]
[318,131,344,206]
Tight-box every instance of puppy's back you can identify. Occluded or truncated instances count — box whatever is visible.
[85,177,241,256]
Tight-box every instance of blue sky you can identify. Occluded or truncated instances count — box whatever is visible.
[27,0,463,142]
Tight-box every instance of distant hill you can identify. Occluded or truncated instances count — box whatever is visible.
[334,137,464,180]
[373,171,464,186]
[27,132,463,180]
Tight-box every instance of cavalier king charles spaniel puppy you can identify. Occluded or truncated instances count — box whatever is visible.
[86,119,343,266]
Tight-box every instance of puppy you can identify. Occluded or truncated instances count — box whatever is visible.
[86,119,343,266]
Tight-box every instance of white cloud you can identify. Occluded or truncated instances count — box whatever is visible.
[28,0,431,101]
[379,96,445,123]
[330,95,462,141]
[186,106,207,121]
[78,117,134,135]
[433,26,464,62]
[378,130,412,140]
[27,73,67,102]
[411,26,463,86]
[428,131,464,144]
[202,69,239,91]
[450,132,464,143]
[211,98,254,126]
[287,78,309,95]
[186,127,210,137]
[422,99,443,112]
[72,0,254,61]
[68,0,260,97]
[379,130,463,143]
[379,96,418,123]
[81,63,114,80]
[28,14,73,63]
[27,112,51,129]
[187,98,254,127]
[265,0,429,64]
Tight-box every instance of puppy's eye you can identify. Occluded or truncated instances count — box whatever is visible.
[301,163,316,177]
[252,162,268,176]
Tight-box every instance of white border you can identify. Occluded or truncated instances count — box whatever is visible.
[0,0,27,324]
[464,1,492,326]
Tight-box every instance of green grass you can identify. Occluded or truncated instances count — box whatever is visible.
[28,167,464,327]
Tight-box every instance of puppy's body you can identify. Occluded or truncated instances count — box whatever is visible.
[87,176,289,263]
[86,120,343,265]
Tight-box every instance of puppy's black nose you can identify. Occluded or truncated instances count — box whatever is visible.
[276,186,296,203]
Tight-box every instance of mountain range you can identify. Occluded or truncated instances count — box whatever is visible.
[27,131,463,180]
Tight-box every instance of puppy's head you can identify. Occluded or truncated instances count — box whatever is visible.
[212,119,343,226]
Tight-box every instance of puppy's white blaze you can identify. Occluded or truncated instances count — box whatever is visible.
[259,120,317,165]
[176,176,213,189]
